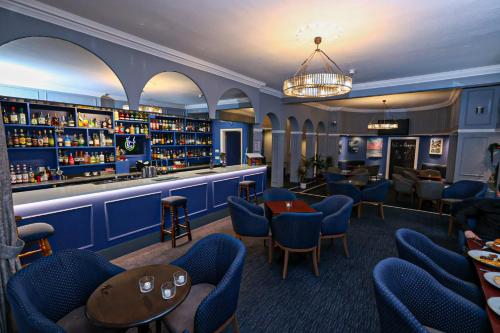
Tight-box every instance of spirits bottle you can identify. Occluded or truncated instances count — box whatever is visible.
[99,151,105,163]
[68,153,75,166]
[31,112,38,125]
[64,134,71,147]
[68,114,75,127]
[19,129,26,147]
[22,164,29,183]
[38,112,46,125]
[37,131,44,147]
[2,106,9,124]
[10,165,16,184]
[57,134,63,146]
[9,106,18,124]
[43,130,49,147]
[48,130,55,147]
[13,129,19,147]
[28,166,35,183]
[26,131,32,147]
[19,107,26,125]
[78,133,85,146]
[6,132,12,147]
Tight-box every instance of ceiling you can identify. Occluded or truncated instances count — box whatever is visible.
[309,89,460,111]
[0,37,127,100]
[35,0,500,91]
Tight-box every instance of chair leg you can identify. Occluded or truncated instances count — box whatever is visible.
[160,205,166,242]
[246,187,250,202]
[282,249,289,279]
[448,216,454,236]
[268,237,273,264]
[253,185,258,204]
[232,315,240,333]
[418,198,423,210]
[342,235,349,258]
[312,248,319,277]
[378,203,385,220]
[170,208,176,248]
[439,200,443,215]
[39,238,53,256]
[317,241,321,263]
[357,204,362,218]
[184,205,192,242]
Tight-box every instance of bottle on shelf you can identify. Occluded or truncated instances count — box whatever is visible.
[38,112,46,126]
[9,106,18,124]
[19,107,27,125]
[12,129,19,147]
[43,130,49,147]
[48,130,55,147]
[31,112,38,125]
[6,131,13,147]
[19,129,26,147]
[2,106,9,124]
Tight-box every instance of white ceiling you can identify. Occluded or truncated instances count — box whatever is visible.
[34,0,500,91]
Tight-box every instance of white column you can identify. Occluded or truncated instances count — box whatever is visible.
[252,127,263,153]
[305,132,316,178]
[289,131,302,183]
[328,134,340,168]
[271,130,285,187]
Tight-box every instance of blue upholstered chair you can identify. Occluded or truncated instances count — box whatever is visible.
[311,195,354,260]
[440,181,488,231]
[327,181,362,218]
[271,212,323,279]
[6,249,124,333]
[373,258,490,333]
[227,195,272,263]
[263,188,297,201]
[395,228,483,306]
[323,172,345,183]
[164,234,246,333]
[361,180,391,219]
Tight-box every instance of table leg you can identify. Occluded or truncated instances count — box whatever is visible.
[138,324,150,333]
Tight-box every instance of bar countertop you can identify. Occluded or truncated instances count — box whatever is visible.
[13,165,267,206]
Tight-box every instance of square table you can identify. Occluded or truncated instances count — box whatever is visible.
[467,238,500,333]
[265,200,316,216]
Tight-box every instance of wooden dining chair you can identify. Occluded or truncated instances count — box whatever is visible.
[15,216,54,261]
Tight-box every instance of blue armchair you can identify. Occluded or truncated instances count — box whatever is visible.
[227,195,272,263]
[440,180,488,218]
[6,249,124,333]
[323,172,345,183]
[263,188,297,201]
[327,182,362,218]
[373,258,489,333]
[165,234,246,333]
[361,180,391,219]
[311,195,353,260]
[395,228,483,306]
[271,212,323,279]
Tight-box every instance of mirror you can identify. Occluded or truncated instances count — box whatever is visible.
[216,88,254,123]
[0,37,128,107]
[139,72,208,118]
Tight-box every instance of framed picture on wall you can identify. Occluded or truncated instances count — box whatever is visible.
[367,137,383,158]
[348,137,362,153]
[429,137,443,155]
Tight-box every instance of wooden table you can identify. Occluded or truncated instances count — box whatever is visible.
[335,179,367,187]
[265,200,316,216]
[86,264,191,333]
[467,239,500,332]
[417,171,442,181]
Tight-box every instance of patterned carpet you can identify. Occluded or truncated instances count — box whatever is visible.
[113,195,457,333]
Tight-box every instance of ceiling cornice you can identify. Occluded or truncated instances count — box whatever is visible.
[0,0,284,97]
[304,88,461,113]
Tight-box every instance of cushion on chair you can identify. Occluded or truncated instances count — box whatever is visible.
[162,196,188,206]
[56,305,118,333]
[163,283,216,333]
[17,223,55,242]
[239,180,256,186]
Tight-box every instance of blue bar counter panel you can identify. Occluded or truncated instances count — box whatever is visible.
[13,165,266,251]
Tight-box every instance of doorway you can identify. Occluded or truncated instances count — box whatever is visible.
[221,129,242,166]
[385,137,420,179]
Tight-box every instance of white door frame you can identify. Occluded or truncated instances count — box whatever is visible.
[220,128,243,164]
[385,137,420,179]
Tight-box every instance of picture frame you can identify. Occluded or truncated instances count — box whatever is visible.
[367,137,383,158]
[429,137,443,155]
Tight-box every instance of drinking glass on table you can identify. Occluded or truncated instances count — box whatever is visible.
[139,276,154,293]
[173,271,187,286]
[161,281,176,299]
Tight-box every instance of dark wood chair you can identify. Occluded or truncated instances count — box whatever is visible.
[238,180,257,203]
[15,216,54,262]
[161,196,192,248]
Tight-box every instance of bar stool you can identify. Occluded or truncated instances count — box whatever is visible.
[161,196,192,248]
[15,216,54,261]
[239,180,258,203]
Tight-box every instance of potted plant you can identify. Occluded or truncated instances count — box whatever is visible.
[298,166,307,189]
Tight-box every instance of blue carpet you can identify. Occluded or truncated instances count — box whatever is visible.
[235,202,455,333]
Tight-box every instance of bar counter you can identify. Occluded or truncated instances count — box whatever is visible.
[13,165,267,251]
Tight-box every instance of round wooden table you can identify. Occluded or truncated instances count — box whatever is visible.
[86,264,191,333]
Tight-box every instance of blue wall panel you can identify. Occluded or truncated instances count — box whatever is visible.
[212,177,240,208]
[170,183,208,217]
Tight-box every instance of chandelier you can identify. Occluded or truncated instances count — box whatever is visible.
[367,100,398,130]
[283,37,352,98]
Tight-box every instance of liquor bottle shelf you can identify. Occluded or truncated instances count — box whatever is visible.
[114,119,148,124]
[59,162,116,168]
[8,147,56,150]
[58,146,114,149]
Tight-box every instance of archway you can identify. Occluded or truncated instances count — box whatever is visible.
[262,113,283,187]
[215,88,255,166]
[0,37,128,107]
[140,71,208,118]
[286,116,300,183]
[302,119,315,178]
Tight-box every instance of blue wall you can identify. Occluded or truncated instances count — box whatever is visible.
[212,120,250,163]
[339,135,450,176]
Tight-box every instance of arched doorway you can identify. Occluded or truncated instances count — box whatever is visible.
[286,116,300,183]
[0,37,128,107]
[302,119,315,178]
[215,88,255,166]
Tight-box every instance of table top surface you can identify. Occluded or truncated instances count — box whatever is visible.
[335,179,367,187]
[467,239,500,333]
[265,200,316,215]
[86,264,191,329]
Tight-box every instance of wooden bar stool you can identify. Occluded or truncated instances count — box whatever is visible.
[15,216,54,261]
[160,196,192,248]
[239,180,258,203]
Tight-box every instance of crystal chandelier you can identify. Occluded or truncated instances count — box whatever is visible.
[283,37,352,98]
[367,100,398,130]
